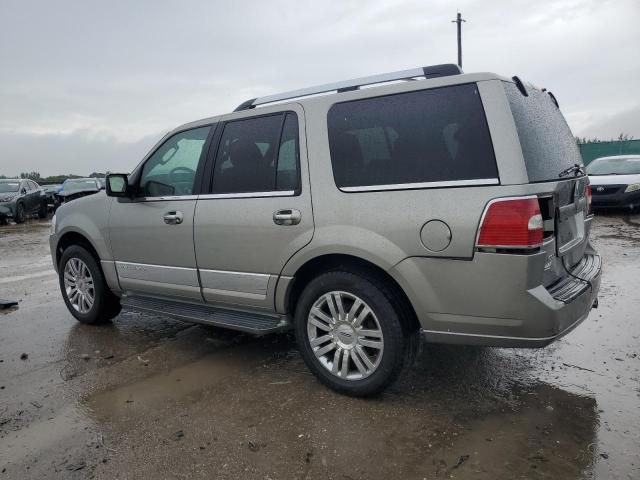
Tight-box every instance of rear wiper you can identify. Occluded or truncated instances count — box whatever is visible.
[558,164,585,178]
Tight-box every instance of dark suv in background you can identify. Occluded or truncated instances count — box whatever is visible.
[0,179,48,224]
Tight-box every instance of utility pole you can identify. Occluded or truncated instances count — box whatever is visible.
[451,11,466,68]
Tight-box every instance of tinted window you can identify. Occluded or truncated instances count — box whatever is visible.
[276,113,300,191]
[327,84,497,189]
[139,126,211,197]
[0,181,20,193]
[504,82,582,182]
[212,113,299,194]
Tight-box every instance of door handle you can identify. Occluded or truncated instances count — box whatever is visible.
[163,211,184,225]
[273,209,301,226]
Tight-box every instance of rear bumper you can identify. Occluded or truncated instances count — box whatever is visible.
[391,248,601,348]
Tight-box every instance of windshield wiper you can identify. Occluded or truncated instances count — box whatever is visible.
[558,164,585,178]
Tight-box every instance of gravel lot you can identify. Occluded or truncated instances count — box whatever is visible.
[0,213,638,479]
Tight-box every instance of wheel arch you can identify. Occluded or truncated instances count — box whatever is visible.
[280,253,420,334]
[55,230,102,269]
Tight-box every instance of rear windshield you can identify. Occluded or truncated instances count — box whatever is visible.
[327,83,498,190]
[64,179,98,190]
[504,82,582,182]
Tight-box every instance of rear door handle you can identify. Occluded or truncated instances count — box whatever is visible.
[163,211,184,225]
[273,209,301,226]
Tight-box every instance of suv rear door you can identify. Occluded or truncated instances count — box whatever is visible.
[193,105,313,311]
[502,82,592,282]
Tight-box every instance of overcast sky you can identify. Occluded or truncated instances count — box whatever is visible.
[1,0,639,177]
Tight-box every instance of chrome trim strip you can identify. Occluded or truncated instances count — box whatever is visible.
[115,261,200,286]
[340,178,499,193]
[199,268,270,295]
[198,190,295,199]
[421,328,557,342]
[135,195,198,202]
[201,287,266,301]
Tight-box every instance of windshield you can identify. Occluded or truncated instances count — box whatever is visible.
[587,157,640,175]
[503,82,583,182]
[63,179,97,191]
[0,181,20,193]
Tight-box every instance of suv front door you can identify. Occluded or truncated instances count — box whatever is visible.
[194,106,313,311]
[108,125,214,301]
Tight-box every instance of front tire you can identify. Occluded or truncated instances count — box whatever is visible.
[14,202,26,223]
[294,270,407,397]
[58,245,121,324]
[38,200,48,219]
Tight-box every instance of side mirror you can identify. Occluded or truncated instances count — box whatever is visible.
[106,174,130,197]
[20,188,27,195]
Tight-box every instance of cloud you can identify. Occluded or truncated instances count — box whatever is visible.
[578,105,640,140]
[0,0,639,175]
[0,129,159,177]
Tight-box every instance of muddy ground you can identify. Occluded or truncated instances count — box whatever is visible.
[0,214,638,479]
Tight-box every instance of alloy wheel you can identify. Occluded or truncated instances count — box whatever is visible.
[307,291,384,380]
[63,258,95,314]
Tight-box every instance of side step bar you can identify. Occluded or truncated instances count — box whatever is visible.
[121,295,290,334]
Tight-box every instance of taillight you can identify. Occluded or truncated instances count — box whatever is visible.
[477,196,544,249]
[585,184,592,215]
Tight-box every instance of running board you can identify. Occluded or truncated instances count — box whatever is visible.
[120,295,290,334]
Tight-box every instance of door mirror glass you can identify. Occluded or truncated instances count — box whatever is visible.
[20,187,27,194]
[106,174,129,197]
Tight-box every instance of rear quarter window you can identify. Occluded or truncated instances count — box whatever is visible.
[327,83,498,190]
[503,82,582,182]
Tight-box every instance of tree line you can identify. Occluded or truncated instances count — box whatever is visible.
[576,133,635,144]
[0,172,108,184]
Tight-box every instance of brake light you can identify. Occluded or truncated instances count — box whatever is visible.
[585,184,592,215]
[477,197,543,249]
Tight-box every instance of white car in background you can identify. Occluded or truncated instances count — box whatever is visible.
[587,155,640,211]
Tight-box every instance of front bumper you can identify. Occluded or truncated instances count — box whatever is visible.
[49,233,59,273]
[0,202,15,218]
[391,248,601,348]
[592,189,640,209]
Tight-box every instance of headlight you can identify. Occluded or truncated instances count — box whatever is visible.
[50,214,57,234]
[624,184,640,193]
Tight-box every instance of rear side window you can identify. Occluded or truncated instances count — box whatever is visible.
[212,112,300,194]
[327,83,498,190]
[504,82,582,182]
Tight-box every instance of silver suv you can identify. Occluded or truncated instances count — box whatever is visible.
[50,64,601,396]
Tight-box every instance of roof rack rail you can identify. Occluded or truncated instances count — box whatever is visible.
[234,63,463,111]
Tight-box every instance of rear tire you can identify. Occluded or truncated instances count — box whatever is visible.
[294,270,407,397]
[14,202,25,223]
[58,245,121,324]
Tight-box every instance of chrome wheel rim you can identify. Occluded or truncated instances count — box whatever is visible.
[63,258,95,314]
[307,291,384,380]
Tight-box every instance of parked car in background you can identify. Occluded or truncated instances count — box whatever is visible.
[42,184,62,211]
[56,178,103,205]
[50,65,601,396]
[0,178,48,224]
[587,155,640,211]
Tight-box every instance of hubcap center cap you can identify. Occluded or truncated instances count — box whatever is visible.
[334,323,357,349]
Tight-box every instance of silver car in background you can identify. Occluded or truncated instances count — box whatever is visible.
[587,155,640,211]
[49,64,601,396]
